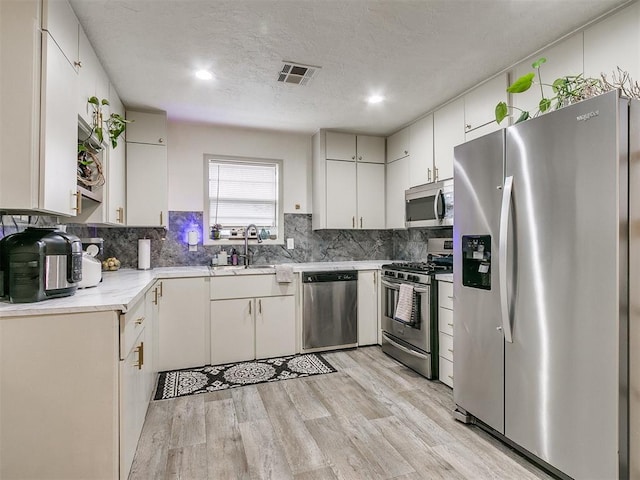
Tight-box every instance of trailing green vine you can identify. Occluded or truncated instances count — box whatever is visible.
[495,59,640,125]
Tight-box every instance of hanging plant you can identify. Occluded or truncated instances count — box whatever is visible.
[495,59,640,125]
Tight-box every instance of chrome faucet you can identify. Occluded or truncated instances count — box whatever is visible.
[243,224,262,267]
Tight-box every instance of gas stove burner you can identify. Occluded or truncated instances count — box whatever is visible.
[383,257,453,275]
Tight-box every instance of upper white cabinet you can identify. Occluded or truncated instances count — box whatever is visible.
[433,98,464,182]
[312,130,386,230]
[107,86,127,225]
[126,110,168,226]
[387,126,410,163]
[126,111,168,145]
[464,74,508,141]
[77,28,109,126]
[41,0,80,71]
[408,114,434,186]
[385,156,410,229]
[0,0,79,216]
[511,33,584,119]
[584,2,640,82]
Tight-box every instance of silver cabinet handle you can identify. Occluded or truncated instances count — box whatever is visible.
[427,168,431,182]
[447,322,453,327]
[360,217,363,228]
[499,175,514,343]
[258,299,262,314]
[249,300,252,315]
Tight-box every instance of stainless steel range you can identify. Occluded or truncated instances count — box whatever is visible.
[381,238,453,378]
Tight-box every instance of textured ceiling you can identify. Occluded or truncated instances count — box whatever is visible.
[69,0,630,135]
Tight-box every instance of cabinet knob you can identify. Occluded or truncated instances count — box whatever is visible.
[351,155,355,160]
[465,124,472,131]
[404,150,408,155]
[74,60,82,68]
[159,138,164,144]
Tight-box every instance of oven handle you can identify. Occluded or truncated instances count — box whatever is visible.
[383,333,429,360]
[381,279,428,294]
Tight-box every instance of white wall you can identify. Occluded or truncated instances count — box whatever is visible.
[166,121,312,214]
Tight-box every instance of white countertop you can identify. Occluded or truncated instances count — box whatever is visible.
[0,262,390,317]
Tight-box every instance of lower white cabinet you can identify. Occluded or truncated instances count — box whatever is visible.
[210,274,296,365]
[438,279,454,388]
[157,277,209,371]
[357,270,379,346]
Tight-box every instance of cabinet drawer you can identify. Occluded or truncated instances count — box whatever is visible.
[439,332,454,362]
[439,307,453,336]
[438,281,453,310]
[439,357,454,388]
[210,274,296,300]
[120,298,146,360]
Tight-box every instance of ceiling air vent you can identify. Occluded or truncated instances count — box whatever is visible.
[277,61,320,86]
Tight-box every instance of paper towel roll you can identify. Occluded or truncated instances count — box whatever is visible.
[138,239,151,270]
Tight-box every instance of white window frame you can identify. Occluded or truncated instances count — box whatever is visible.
[203,155,284,246]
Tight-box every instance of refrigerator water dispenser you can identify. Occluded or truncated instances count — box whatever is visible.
[462,235,491,289]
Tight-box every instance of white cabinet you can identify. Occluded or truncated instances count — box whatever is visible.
[312,130,386,230]
[408,114,434,186]
[584,2,640,82]
[464,74,508,141]
[385,157,410,229]
[210,274,297,365]
[387,126,410,162]
[433,98,464,182]
[438,280,454,388]
[126,110,168,145]
[326,160,357,229]
[255,295,297,359]
[107,86,127,224]
[357,270,379,346]
[356,162,386,229]
[0,0,80,216]
[42,0,80,71]
[156,277,209,371]
[119,296,155,480]
[126,110,168,226]
[0,311,120,479]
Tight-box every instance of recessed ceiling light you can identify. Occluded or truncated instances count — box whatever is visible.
[367,94,385,104]
[195,70,213,80]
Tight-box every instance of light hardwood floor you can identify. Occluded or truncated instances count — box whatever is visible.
[130,347,554,480]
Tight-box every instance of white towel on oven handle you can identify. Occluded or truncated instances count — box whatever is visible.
[394,283,414,323]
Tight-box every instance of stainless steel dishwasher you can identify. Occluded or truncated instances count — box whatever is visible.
[302,271,358,349]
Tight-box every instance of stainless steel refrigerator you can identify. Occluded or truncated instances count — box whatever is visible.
[453,90,640,480]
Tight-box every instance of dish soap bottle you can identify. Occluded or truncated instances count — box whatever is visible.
[231,248,238,266]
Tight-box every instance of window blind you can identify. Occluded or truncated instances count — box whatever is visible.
[208,160,278,228]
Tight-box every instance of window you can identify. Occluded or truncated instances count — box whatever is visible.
[205,156,282,243]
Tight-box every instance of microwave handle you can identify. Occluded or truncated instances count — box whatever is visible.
[434,188,444,220]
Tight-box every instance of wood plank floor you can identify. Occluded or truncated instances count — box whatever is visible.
[129,347,555,480]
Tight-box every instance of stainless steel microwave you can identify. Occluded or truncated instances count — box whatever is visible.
[405,179,454,228]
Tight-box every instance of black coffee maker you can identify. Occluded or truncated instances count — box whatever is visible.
[0,228,83,303]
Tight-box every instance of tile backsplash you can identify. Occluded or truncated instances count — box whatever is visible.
[1,212,452,268]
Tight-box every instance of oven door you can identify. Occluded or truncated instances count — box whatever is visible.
[381,278,430,352]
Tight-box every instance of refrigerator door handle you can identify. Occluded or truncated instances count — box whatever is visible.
[499,175,514,343]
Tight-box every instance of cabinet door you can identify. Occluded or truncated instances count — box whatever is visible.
[357,270,378,346]
[107,86,126,224]
[356,162,385,229]
[326,160,357,229]
[41,33,78,216]
[326,131,356,161]
[433,98,464,182]
[119,327,146,480]
[584,2,640,82]
[77,28,101,126]
[409,114,434,186]
[385,157,409,229]
[464,74,507,139]
[125,111,167,145]
[42,0,79,70]
[126,143,168,226]
[386,126,410,163]
[356,135,385,163]
[211,298,256,364]
[255,295,296,359]
[157,278,208,371]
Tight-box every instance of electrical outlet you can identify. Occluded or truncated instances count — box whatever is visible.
[286,238,294,250]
